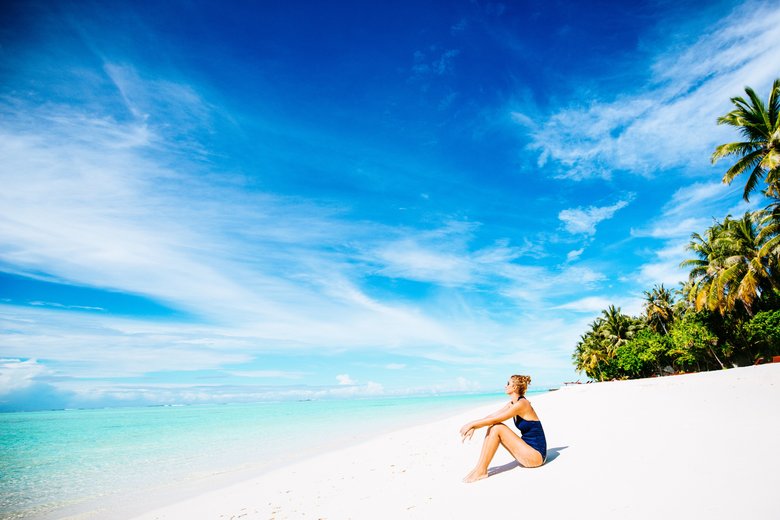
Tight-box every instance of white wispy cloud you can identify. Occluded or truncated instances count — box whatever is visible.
[635,240,691,288]
[497,264,606,304]
[0,358,47,393]
[565,248,584,262]
[1,75,475,354]
[372,238,474,286]
[559,198,632,236]
[47,380,388,406]
[0,305,255,378]
[454,376,480,391]
[0,59,603,404]
[663,182,737,218]
[631,180,763,289]
[365,227,605,309]
[104,64,211,128]
[632,217,711,240]
[554,296,614,313]
[553,293,644,319]
[228,370,306,379]
[29,301,106,311]
[515,2,780,180]
[335,374,355,386]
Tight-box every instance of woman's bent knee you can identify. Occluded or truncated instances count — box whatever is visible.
[486,423,508,438]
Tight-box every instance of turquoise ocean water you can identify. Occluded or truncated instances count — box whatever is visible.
[0,391,542,519]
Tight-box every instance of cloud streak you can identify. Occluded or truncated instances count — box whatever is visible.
[559,198,632,236]
[0,60,606,403]
[515,1,780,180]
[630,180,759,289]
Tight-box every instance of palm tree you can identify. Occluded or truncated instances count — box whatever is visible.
[757,200,780,265]
[600,305,637,351]
[672,282,693,319]
[681,223,727,313]
[572,318,609,381]
[711,78,780,201]
[643,284,675,334]
[573,334,604,381]
[683,213,775,315]
[716,212,774,314]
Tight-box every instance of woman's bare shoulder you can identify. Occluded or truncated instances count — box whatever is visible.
[516,397,540,419]
[509,398,527,411]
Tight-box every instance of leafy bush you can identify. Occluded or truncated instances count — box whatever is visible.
[745,310,780,359]
[615,330,670,378]
[668,314,719,372]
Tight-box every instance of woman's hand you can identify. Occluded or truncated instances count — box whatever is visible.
[459,423,475,442]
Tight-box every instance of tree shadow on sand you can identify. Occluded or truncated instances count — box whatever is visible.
[487,446,569,476]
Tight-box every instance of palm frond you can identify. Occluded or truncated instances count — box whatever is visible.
[711,141,760,163]
[719,103,769,140]
[745,86,771,134]
[742,160,767,201]
[680,258,706,272]
[760,149,780,173]
[768,78,780,131]
[721,148,763,184]
[759,233,780,258]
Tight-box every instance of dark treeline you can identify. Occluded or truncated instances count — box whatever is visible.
[572,79,780,381]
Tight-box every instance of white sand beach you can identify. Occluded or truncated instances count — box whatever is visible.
[134,364,780,520]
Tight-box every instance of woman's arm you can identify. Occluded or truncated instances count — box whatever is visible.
[485,402,512,420]
[460,401,521,440]
[467,402,520,429]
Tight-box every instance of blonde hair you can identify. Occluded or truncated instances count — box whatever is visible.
[510,375,531,397]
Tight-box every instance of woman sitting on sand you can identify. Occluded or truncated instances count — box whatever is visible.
[460,375,547,483]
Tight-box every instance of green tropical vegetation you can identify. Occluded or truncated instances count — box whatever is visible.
[572,79,780,381]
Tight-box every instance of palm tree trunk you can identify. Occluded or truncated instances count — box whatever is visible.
[708,343,726,369]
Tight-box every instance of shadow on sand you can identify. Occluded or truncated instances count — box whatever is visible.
[487,446,569,477]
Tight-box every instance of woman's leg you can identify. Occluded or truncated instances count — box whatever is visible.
[463,425,502,482]
[463,424,543,483]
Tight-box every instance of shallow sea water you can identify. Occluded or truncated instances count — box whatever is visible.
[0,391,534,519]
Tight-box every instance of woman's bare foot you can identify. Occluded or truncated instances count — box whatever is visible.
[463,469,488,483]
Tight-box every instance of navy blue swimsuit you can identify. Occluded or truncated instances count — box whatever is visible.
[513,401,547,462]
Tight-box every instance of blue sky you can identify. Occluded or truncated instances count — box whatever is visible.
[1,0,779,411]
